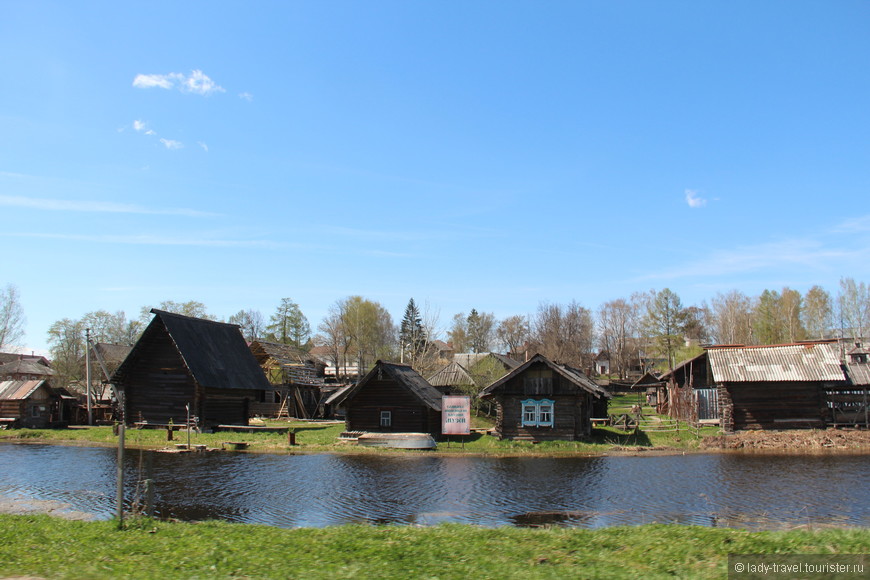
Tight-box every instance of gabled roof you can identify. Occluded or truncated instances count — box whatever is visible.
[249,340,311,366]
[630,370,664,389]
[92,343,133,365]
[452,352,521,371]
[0,359,55,376]
[480,354,609,399]
[427,361,475,387]
[0,379,51,400]
[706,342,846,383]
[112,309,271,391]
[337,360,443,411]
[656,352,707,382]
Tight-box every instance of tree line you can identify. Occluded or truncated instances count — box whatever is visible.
[2,278,869,390]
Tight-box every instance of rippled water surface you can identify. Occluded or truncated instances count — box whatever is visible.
[1,443,868,529]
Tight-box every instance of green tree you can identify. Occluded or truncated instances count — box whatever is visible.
[496,315,530,358]
[802,285,833,340]
[466,309,495,353]
[318,296,395,378]
[643,289,687,370]
[753,289,785,345]
[399,298,426,365]
[448,313,470,353]
[532,301,594,369]
[47,318,86,390]
[228,309,265,342]
[837,277,870,341]
[266,299,309,348]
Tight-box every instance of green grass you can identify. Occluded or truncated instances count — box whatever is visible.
[0,400,720,456]
[0,514,866,579]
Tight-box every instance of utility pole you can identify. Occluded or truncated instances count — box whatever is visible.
[85,328,93,426]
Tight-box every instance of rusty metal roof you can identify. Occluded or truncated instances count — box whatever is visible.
[0,380,48,400]
[707,342,846,383]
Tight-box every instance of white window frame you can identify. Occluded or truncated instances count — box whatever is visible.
[380,410,392,428]
[520,398,555,428]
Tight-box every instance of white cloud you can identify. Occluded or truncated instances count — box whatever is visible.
[132,70,225,96]
[239,92,254,102]
[0,194,217,217]
[132,73,175,89]
[197,142,209,152]
[133,120,146,132]
[685,189,707,208]
[160,138,183,150]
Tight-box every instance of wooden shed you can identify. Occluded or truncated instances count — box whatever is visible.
[247,340,325,419]
[0,379,57,428]
[656,352,720,424]
[112,309,271,428]
[707,342,846,432]
[334,360,443,436]
[479,354,610,441]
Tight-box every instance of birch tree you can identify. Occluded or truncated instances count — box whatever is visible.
[0,284,25,351]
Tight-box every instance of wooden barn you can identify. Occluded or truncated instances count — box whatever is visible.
[112,310,271,428]
[707,341,847,432]
[427,361,476,395]
[479,354,610,441]
[333,360,444,436]
[0,379,57,428]
[247,340,326,419]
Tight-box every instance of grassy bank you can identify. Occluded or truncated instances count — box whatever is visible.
[0,395,724,455]
[0,515,867,579]
[0,419,717,456]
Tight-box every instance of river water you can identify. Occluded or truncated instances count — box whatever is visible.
[1,443,868,530]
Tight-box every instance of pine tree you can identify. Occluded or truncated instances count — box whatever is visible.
[400,298,426,364]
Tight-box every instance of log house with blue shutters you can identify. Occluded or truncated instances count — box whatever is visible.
[480,354,610,441]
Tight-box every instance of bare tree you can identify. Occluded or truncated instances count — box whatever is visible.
[710,290,754,345]
[228,309,266,342]
[838,277,870,341]
[597,298,639,379]
[496,315,530,358]
[0,284,25,351]
[531,300,594,368]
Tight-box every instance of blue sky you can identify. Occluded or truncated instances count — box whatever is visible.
[3,1,870,354]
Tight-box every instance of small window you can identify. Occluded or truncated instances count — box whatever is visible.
[380,410,392,428]
[520,399,555,428]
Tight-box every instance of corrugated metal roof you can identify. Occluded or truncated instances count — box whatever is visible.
[0,380,47,400]
[707,343,846,383]
[845,363,870,386]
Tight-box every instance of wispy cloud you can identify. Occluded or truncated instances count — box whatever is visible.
[0,195,217,217]
[833,214,870,233]
[132,70,225,96]
[320,224,500,242]
[239,92,254,102]
[4,232,278,248]
[197,142,209,152]
[685,189,707,208]
[160,138,183,150]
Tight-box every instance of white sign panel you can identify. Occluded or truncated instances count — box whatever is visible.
[442,395,471,435]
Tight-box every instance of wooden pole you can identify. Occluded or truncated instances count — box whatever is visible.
[116,419,125,529]
[85,328,93,426]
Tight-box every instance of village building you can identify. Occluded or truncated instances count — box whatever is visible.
[0,358,55,382]
[479,354,610,441]
[111,310,271,428]
[330,360,444,436]
[655,341,866,431]
[0,379,57,428]
[248,340,326,419]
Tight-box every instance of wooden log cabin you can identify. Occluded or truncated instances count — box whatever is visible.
[112,310,271,428]
[333,360,444,436]
[706,341,847,432]
[479,354,610,441]
[0,379,57,428]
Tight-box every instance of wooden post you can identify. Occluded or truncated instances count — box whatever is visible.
[116,419,125,529]
[288,430,296,445]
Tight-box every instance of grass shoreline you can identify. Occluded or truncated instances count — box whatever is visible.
[0,515,867,579]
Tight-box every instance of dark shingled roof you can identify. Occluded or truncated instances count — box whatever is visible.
[334,360,443,411]
[0,359,55,376]
[113,309,271,391]
[480,353,610,399]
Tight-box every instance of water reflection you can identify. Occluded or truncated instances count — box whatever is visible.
[0,443,868,530]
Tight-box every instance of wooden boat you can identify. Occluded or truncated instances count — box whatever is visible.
[356,432,436,449]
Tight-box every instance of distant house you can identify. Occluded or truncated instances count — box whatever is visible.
[0,358,55,382]
[332,360,444,436]
[0,379,57,428]
[308,345,362,381]
[427,361,475,395]
[480,354,610,441]
[112,310,271,427]
[655,353,720,424]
